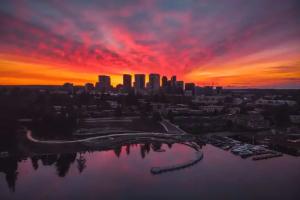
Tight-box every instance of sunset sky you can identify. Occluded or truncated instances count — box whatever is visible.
[0,0,299,88]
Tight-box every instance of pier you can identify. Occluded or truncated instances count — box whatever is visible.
[252,153,283,160]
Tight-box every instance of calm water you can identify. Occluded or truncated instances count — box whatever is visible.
[1,143,300,200]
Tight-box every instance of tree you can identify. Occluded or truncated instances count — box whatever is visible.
[273,105,291,127]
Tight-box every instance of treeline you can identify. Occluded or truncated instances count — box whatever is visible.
[0,88,79,140]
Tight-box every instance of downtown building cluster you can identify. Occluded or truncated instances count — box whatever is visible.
[80,74,223,96]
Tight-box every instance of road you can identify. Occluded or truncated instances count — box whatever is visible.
[26,119,188,145]
[26,131,185,144]
[160,119,187,134]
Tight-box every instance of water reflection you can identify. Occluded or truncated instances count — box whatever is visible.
[1,142,300,200]
[55,153,76,177]
[77,153,87,174]
[30,154,77,177]
[0,157,19,192]
[0,141,202,193]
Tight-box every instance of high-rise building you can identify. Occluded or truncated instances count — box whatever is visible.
[97,75,111,92]
[162,76,168,88]
[134,74,145,93]
[171,75,177,87]
[123,74,132,92]
[149,73,160,93]
[176,81,184,93]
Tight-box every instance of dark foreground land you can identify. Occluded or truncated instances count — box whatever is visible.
[0,86,300,199]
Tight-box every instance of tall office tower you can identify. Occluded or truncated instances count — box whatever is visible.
[162,76,168,89]
[134,74,145,93]
[176,81,184,93]
[171,75,177,87]
[123,74,132,92]
[149,73,160,93]
[185,83,196,96]
[97,75,111,92]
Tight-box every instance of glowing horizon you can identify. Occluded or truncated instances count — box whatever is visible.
[0,0,300,88]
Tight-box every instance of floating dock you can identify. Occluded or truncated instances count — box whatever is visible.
[252,153,283,160]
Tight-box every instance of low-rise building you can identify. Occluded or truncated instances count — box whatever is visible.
[84,83,94,93]
[228,107,241,114]
[193,95,226,105]
[256,99,297,106]
[290,115,300,124]
[200,105,224,113]
[233,97,243,105]
[230,114,270,130]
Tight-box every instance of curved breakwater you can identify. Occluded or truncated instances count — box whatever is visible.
[150,151,203,175]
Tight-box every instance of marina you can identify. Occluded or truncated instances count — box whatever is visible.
[207,135,283,160]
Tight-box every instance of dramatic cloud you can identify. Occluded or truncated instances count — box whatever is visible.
[0,0,299,88]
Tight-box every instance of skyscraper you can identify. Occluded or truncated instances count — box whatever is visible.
[149,73,160,93]
[123,74,132,92]
[167,75,177,93]
[171,75,177,87]
[134,74,145,94]
[176,81,184,93]
[162,76,168,89]
[97,75,111,92]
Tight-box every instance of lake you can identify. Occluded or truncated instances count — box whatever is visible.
[1,143,300,200]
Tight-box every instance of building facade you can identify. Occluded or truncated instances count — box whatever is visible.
[123,74,132,92]
[149,73,160,93]
[97,75,111,92]
[134,74,145,94]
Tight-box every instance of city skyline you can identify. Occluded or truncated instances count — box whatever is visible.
[0,0,299,89]
[84,73,201,89]
[1,1,300,199]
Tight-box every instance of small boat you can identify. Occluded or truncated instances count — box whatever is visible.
[231,146,247,154]
[221,145,231,150]
[239,150,253,158]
